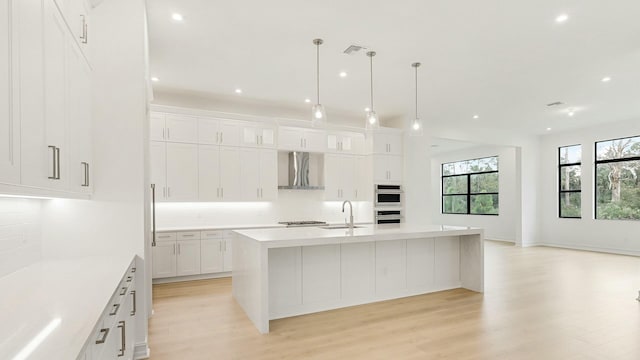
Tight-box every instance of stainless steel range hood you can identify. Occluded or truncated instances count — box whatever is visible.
[278,152,325,190]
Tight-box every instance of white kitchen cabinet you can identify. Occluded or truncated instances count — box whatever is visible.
[239,148,277,201]
[277,127,326,152]
[166,142,198,201]
[176,240,201,276]
[150,113,165,141]
[407,238,435,291]
[67,37,92,193]
[152,241,176,278]
[198,117,240,146]
[57,0,91,63]
[302,245,341,304]
[201,239,224,274]
[375,240,407,295]
[223,238,232,272]
[198,145,240,201]
[354,156,371,201]
[165,114,198,143]
[327,131,364,154]
[341,242,375,301]
[373,154,403,185]
[324,154,355,200]
[150,141,168,201]
[0,0,19,185]
[372,131,403,155]
[241,123,276,148]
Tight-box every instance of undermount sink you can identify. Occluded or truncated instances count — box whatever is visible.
[320,225,363,230]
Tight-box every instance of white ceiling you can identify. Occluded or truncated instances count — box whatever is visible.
[147,0,640,134]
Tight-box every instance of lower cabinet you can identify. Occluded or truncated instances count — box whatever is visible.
[85,260,138,360]
[200,238,232,274]
[176,240,201,276]
[151,241,177,279]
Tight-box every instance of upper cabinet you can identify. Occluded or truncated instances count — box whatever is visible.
[198,117,240,146]
[327,131,365,154]
[54,0,92,64]
[151,113,199,143]
[277,127,326,153]
[241,123,276,148]
[0,0,19,185]
[372,131,403,155]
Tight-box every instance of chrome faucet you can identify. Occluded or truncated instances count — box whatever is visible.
[342,200,354,229]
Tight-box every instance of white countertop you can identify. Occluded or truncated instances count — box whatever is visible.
[156,222,373,233]
[234,223,483,248]
[0,254,135,360]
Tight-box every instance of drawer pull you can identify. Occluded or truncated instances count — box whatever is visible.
[95,328,109,344]
[109,303,120,316]
[182,234,195,237]
[117,321,126,357]
[126,276,132,282]
[131,267,136,273]
[120,287,127,296]
[131,290,137,316]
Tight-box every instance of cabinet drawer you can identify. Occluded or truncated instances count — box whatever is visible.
[177,231,201,240]
[156,232,177,242]
[223,230,235,238]
[201,230,223,239]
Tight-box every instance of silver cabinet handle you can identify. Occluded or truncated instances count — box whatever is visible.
[55,147,60,179]
[167,128,170,139]
[120,287,127,296]
[86,162,90,186]
[173,243,176,255]
[81,162,89,187]
[48,146,56,179]
[220,132,223,143]
[126,276,133,282]
[162,128,165,140]
[223,240,227,251]
[256,135,259,144]
[257,188,260,198]
[117,321,125,357]
[130,290,136,316]
[355,189,358,198]
[217,187,220,198]
[216,132,220,144]
[167,187,171,197]
[300,138,303,148]
[151,184,156,247]
[304,138,307,148]
[109,303,120,316]
[260,188,263,198]
[221,188,224,198]
[95,328,109,344]
[182,234,194,237]
[163,187,166,198]
[219,241,222,251]
[178,244,181,254]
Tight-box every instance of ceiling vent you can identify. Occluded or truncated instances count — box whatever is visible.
[343,44,367,55]
[546,101,564,107]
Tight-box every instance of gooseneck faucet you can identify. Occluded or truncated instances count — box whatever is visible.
[342,200,354,229]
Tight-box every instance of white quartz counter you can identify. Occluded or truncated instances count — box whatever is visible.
[0,254,135,360]
[234,223,483,247]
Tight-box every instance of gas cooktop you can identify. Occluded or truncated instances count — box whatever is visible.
[278,220,328,228]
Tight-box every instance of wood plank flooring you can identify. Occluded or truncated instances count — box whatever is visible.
[148,241,640,359]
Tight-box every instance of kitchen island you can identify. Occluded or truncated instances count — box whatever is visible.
[232,224,484,333]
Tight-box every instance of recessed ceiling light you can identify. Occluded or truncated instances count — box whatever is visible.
[304,98,311,103]
[473,115,479,119]
[339,71,348,78]
[151,77,159,82]
[235,88,242,94]
[546,127,552,131]
[601,76,611,82]
[364,107,370,112]
[172,13,184,21]
[568,111,575,117]
[555,14,569,23]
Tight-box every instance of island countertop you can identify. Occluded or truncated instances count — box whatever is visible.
[233,223,483,248]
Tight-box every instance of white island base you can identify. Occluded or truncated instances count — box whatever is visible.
[232,224,484,334]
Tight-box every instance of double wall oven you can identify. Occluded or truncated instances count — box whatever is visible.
[374,185,403,224]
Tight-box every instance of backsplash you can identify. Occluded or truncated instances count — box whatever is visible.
[0,198,43,277]
[156,190,374,228]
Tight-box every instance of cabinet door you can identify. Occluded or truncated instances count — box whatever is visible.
[388,155,403,184]
[277,127,303,151]
[200,239,223,274]
[373,155,389,184]
[152,242,176,278]
[219,121,240,146]
[386,133,403,155]
[376,240,407,295]
[259,127,276,148]
[176,240,201,276]
[166,143,198,201]
[239,148,260,200]
[150,141,167,201]
[259,149,278,200]
[165,114,198,143]
[43,2,68,190]
[304,129,326,153]
[324,154,341,200]
[150,113,165,141]
[219,147,240,201]
[0,0,19,184]
[354,156,371,200]
[197,145,220,201]
[223,238,232,272]
[372,133,389,154]
[341,155,356,200]
[67,39,92,193]
[327,134,339,152]
[197,117,219,145]
[241,126,258,147]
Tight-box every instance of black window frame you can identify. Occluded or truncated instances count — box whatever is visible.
[558,145,582,219]
[441,156,499,216]
[594,135,640,220]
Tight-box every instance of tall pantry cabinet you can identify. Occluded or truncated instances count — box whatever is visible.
[0,0,93,197]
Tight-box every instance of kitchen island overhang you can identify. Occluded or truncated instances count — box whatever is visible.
[232,224,484,333]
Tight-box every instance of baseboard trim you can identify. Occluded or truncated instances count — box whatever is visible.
[152,272,231,284]
[485,238,515,244]
[134,343,150,359]
[535,242,640,257]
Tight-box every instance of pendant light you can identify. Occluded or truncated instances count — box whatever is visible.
[410,62,423,136]
[365,51,380,129]
[311,38,326,127]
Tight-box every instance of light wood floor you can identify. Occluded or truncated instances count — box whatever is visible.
[148,241,640,359]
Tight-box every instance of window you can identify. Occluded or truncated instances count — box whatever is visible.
[559,145,582,218]
[595,135,640,220]
[442,156,499,215]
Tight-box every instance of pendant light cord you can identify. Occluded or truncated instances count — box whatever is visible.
[316,42,320,104]
[370,54,374,111]
[415,65,418,119]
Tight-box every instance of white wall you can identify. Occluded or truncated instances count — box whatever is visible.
[539,117,640,255]
[156,191,373,228]
[428,146,518,242]
[0,198,42,277]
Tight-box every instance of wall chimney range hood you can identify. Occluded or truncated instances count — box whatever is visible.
[278,152,325,190]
